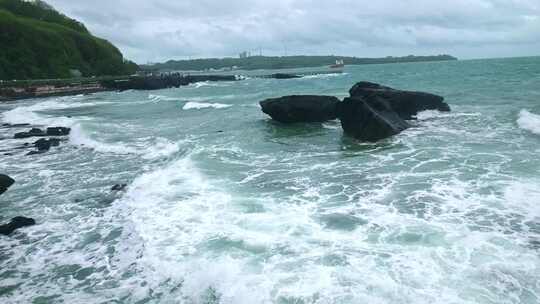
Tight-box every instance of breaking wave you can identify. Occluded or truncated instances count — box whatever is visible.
[69,124,179,158]
[183,102,232,110]
[517,109,540,135]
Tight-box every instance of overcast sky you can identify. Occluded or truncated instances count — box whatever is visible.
[46,0,540,63]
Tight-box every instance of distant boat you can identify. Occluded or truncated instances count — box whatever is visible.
[329,59,345,69]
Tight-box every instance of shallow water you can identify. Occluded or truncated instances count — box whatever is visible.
[1,57,540,304]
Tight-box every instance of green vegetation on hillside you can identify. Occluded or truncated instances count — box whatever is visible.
[143,55,458,72]
[0,0,138,80]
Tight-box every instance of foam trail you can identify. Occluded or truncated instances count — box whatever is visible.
[183,102,232,110]
[517,109,540,135]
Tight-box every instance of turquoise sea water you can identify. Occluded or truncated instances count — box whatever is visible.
[1,57,540,304]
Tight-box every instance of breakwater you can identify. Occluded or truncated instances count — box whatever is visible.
[0,69,342,101]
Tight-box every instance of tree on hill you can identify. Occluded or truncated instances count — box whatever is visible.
[0,0,138,80]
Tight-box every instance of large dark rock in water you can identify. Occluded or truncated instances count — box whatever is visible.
[349,82,450,119]
[338,97,410,141]
[0,174,15,195]
[0,217,36,236]
[260,95,341,123]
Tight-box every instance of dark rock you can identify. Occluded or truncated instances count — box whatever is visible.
[14,128,45,139]
[271,73,302,79]
[1,123,31,128]
[0,217,36,236]
[49,138,61,147]
[260,95,341,123]
[34,138,52,151]
[0,174,15,195]
[101,75,237,91]
[111,184,127,191]
[349,81,450,119]
[338,96,410,141]
[46,127,71,136]
[26,150,46,156]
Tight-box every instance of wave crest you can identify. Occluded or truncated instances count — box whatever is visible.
[517,109,540,135]
[183,102,232,110]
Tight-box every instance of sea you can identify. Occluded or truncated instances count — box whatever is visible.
[1,56,540,304]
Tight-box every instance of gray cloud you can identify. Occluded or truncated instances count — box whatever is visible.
[46,0,540,63]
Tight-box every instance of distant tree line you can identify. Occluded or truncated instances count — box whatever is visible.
[0,0,138,80]
[142,55,458,72]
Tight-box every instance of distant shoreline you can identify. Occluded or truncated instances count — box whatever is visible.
[142,54,458,73]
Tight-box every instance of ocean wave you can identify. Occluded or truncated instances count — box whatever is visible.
[415,110,481,120]
[189,81,229,89]
[148,94,179,102]
[69,124,138,154]
[1,99,81,126]
[183,101,232,110]
[301,72,347,79]
[517,109,540,135]
[69,124,180,158]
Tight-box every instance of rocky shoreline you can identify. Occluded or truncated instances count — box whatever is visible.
[0,72,311,102]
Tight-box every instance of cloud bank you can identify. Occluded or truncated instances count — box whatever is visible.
[47,0,540,63]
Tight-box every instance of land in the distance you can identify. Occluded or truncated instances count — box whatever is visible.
[142,54,457,72]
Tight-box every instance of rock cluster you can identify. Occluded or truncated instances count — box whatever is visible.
[260,81,451,141]
[6,126,71,155]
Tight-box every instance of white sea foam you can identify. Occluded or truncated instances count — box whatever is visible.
[416,110,482,120]
[517,109,540,135]
[302,72,347,79]
[69,124,180,158]
[504,180,540,219]
[183,101,232,110]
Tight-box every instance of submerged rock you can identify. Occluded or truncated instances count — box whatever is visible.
[349,81,450,119]
[111,184,127,191]
[26,138,62,155]
[0,174,15,195]
[0,217,36,236]
[338,96,410,141]
[34,138,52,151]
[260,95,341,123]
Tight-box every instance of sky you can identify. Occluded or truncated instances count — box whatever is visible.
[46,0,540,64]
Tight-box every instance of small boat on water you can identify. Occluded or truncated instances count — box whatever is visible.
[330,59,345,69]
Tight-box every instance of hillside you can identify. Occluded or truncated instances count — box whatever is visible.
[0,0,138,80]
[143,55,458,72]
